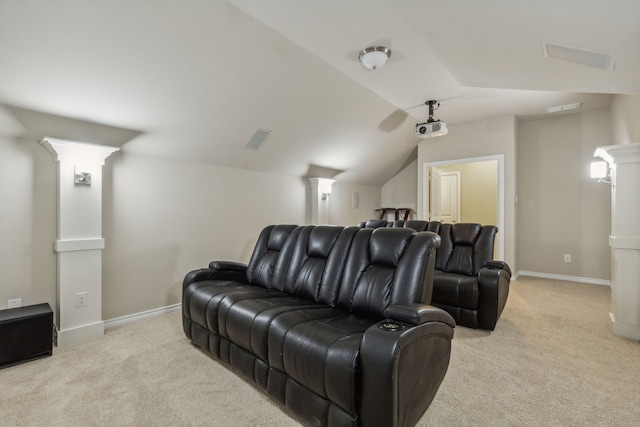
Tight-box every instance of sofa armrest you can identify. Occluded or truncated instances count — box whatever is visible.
[484,260,512,277]
[477,262,511,330]
[384,303,455,327]
[208,261,248,273]
[360,315,454,427]
[182,262,248,292]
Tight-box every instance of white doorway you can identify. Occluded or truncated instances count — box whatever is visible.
[423,154,504,260]
[429,166,442,221]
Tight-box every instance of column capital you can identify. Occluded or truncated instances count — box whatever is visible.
[40,137,119,165]
[594,142,640,165]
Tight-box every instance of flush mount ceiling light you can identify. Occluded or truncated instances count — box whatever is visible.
[359,46,391,70]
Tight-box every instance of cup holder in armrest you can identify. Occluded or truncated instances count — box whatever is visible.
[378,320,404,332]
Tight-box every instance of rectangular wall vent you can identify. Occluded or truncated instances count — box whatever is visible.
[245,129,272,150]
[542,41,615,72]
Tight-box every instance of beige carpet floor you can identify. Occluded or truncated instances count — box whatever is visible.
[1,277,639,426]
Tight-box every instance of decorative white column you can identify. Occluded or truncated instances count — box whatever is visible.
[40,137,119,346]
[594,143,640,341]
[308,178,336,225]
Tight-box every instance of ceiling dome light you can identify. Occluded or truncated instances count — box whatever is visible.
[359,46,391,70]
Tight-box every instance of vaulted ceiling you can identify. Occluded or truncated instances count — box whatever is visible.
[1,1,637,185]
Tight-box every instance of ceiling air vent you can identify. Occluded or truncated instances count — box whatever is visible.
[245,129,272,150]
[542,41,615,72]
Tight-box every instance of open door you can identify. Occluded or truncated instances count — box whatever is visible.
[440,172,460,223]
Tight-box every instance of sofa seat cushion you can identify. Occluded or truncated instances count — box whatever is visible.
[184,280,285,334]
[221,296,323,362]
[432,270,479,310]
[281,314,377,415]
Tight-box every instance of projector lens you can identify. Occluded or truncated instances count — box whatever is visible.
[419,126,427,134]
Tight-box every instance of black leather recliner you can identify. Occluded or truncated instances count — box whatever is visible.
[183,224,455,426]
[363,219,511,330]
[431,223,511,330]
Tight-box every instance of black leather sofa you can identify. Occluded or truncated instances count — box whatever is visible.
[359,219,511,330]
[183,225,455,427]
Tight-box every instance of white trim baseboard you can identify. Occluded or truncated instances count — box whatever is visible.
[104,303,181,330]
[515,270,610,286]
[58,321,105,347]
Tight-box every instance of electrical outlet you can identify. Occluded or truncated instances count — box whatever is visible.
[76,292,88,308]
[8,298,22,308]
[564,254,572,263]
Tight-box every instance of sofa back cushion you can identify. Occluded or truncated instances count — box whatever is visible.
[403,220,442,233]
[435,223,497,276]
[337,228,441,318]
[283,225,359,304]
[246,224,300,289]
[358,219,390,229]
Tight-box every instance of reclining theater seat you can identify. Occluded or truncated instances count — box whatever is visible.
[432,223,511,330]
[219,225,358,365]
[182,224,301,346]
[182,225,455,427]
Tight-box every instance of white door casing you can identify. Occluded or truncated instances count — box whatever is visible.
[422,154,504,261]
[429,166,442,221]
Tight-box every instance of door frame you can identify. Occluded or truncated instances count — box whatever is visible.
[422,154,504,260]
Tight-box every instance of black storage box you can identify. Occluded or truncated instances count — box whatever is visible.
[0,303,53,369]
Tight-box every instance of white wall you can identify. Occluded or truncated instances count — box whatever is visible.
[381,160,417,219]
[328,181,381,226]
[0,137,56,311]
[418,116,517,268]
[610,94,640,145]
[517,110,611,281]
[102,153,307,319]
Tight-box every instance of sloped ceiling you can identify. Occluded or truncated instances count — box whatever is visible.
[1,0,637,185]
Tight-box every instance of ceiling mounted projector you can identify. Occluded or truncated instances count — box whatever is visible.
[415,100,448,139]
[415,121,448,138]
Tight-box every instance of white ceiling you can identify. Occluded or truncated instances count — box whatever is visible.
[0,0,637,185]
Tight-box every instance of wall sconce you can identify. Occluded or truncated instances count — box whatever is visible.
[322,192,330,200]
[590,161,610,183]
[74,168,92,185]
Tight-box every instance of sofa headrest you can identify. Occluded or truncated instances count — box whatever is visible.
[246,224,299,289]
[403,220,429,232]
[451,223,483,245]
[362,219,389,229]
[267,224,297,251]
[308,226,343,258]
[370,228,414,268]
[283,225,358,305]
